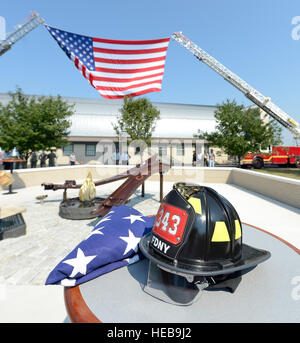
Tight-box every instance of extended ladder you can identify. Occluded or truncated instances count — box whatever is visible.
[171,32,300,143]
[0,11,44,56]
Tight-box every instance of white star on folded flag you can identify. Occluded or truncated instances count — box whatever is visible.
[120,229,142,255]
[122,214,145,224]
[63,248,97,278]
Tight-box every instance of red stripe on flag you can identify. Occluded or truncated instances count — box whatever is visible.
[73,56,96,88]
[93,47,168,55]
[91,72,164,83]
[74,57,79,69]
[95,65,164,74]
[89,73,94,84]
[94,56,166,64]
[82,64,86,78]
[92,37,170,45]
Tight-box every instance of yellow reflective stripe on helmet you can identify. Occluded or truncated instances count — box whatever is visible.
[235,220,242,239]
[211,222,230,242]
[188,197,202,215]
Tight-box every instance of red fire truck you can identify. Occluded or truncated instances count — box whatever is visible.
[241,146,300,169]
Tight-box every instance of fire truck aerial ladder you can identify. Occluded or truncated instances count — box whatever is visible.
[171,32,300,145]
[0,11,44,56]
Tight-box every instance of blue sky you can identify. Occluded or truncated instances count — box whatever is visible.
[1,0,299,145]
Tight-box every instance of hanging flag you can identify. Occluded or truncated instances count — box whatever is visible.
[45,205,155,286]
[45,25,170,99]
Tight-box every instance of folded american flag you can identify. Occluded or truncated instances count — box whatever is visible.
[45,205,155,286]
[45,25,170,99]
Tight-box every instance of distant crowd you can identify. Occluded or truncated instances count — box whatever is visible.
[0,148,132,169]
[29,150,57,168]
[0,148,216,169]
[192,149,215,167]
[0,149,57,170]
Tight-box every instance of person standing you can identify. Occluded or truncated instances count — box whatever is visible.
[48,150,57,167]
[11,147,19,169]
[39,151,48,168]
[204,151,209,166]
[69,152,76,166]
[208,149,215,167]
[30,151,37,168]
[192,150,196,166]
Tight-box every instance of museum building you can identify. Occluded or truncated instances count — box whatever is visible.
[0,93,231,166]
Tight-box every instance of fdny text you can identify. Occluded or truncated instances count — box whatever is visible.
[151,236,170,254]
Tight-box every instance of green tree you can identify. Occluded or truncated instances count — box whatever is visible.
[112,97,160,146]
[0,87,74,163]
[195,99,282,166]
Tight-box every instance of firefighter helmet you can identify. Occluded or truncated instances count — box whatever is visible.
[139,182,270,303]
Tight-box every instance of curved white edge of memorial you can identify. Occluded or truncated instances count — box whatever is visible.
[3,165,300,210]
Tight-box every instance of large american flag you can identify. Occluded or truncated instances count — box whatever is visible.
[45,25,170,99]
[45,205,155,286]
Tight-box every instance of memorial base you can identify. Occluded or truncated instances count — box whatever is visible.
[59,197,105,220]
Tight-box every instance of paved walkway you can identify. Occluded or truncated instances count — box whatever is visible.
[0,180,299,322]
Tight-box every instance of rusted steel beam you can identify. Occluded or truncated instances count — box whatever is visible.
[41,154,170,217]
[91,157,170,216]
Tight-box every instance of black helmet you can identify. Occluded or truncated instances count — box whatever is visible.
[139,182,271,303]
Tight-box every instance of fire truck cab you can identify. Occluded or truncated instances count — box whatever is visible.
[241,146,300,169]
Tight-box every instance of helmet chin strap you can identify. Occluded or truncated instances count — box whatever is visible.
[189,273,243,293]
[158,264,210,289]
[203,272,243,294]
[158,263,242,294]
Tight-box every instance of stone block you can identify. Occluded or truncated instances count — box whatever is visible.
[0,207,27,240]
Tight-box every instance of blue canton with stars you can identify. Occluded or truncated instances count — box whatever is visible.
[46,25,96,71]
[45,205,155,286]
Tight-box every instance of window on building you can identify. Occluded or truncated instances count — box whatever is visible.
[158,145,167,157]
[85,143,96,156]
[176,143,185,156]
[63,144,74,156]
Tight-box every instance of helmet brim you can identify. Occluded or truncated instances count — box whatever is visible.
[139,233,271,277]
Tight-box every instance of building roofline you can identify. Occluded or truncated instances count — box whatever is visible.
[0,92,217,109]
